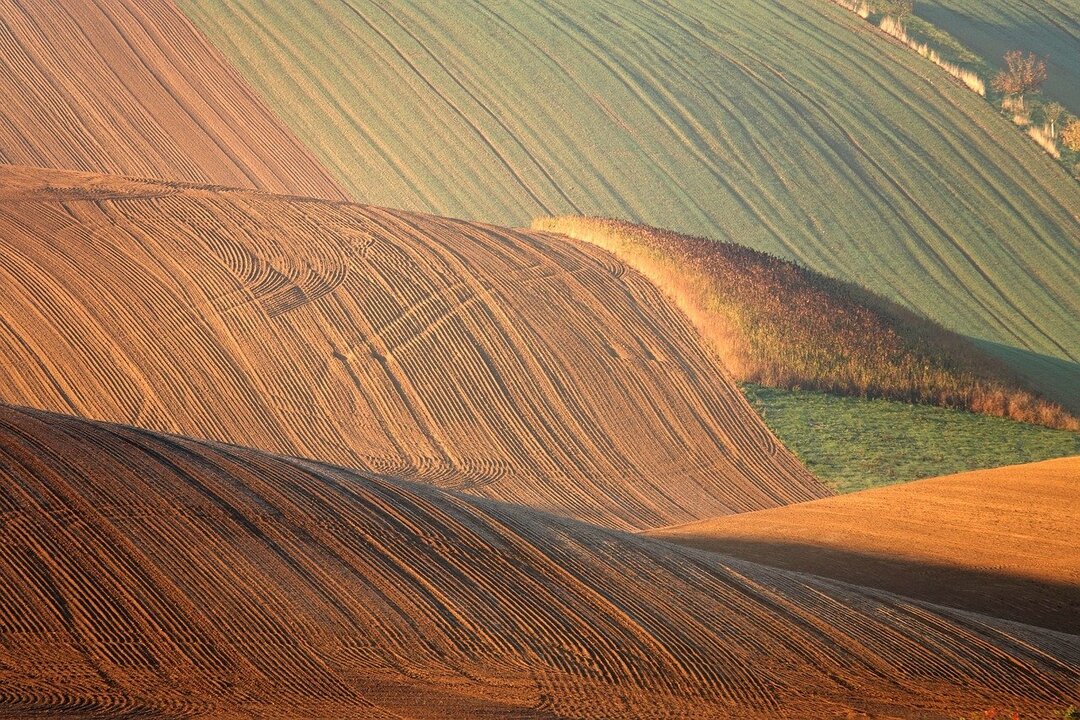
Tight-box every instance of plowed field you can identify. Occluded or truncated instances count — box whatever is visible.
[0,164,825,530]
[0,405,1075,719]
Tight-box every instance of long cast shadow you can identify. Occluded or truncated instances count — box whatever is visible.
[973,338,1080,415]
[658,535,1080,635]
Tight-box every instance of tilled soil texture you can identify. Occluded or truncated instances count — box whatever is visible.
[0,164,826,531]
[0,405,1076,719]
[0,0,345,199]
[651,457,1080,633]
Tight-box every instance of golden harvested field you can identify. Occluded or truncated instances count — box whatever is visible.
[0,164,826,531]
[651,457,1080,634]
[0,0,344,199]
[0,404,1077,719]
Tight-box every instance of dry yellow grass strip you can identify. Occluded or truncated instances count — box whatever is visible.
[0,405,1076,719]
[536,217,1078,430]
[0,165,826,531]
[651,456,1080,633]
[0,0,345,199]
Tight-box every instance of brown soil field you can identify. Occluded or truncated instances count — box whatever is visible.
[0,0,344,199]
[0,404,1076,719]
[651,457,1080,633]
[0,164,826,531]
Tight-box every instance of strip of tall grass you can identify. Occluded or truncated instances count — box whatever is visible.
[535,217,1078,430]
[833,0,870,19]
[830,0,1076,171]
[878,16,985,95]
[1027,125,1061,159]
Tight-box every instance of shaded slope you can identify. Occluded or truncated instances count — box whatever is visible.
[916,0,1080,114]
[0,164,824,530]
[536,217,1077,429]
[651,457,1080,633]
[177,0,1080,409]
[0,0,344,198]
[1,405,1077,719]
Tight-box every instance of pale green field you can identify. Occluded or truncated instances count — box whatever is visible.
[743,384,1080,492]
[178,0,1080,410]
[916,0,1080,114]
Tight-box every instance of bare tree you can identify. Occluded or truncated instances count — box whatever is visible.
[991,51,1047,111]
[1042,102,1065,138]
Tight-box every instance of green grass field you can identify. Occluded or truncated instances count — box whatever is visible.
[915,0,1080,114]
[743,384,1080,492]
[178,0,1080,412]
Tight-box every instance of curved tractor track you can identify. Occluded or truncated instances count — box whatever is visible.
[176,0,1080,410]
[0,164,825,531]
[0,404,1076,719]
[0,0,344,199]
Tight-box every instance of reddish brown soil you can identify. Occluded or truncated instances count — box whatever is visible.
[0,164,826,531]
[650,457,1080,633]
[0,0,345,199]
[0,405,1075,719]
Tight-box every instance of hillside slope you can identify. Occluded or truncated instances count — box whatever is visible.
[177,0,1080,409]
[651,457,1080,633]
[0,164,825,530]
[916,0,1080,114]
[0,0,344,198]
[536,217,1077,429]
[1,405,1077,719]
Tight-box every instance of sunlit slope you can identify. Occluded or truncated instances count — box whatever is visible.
[917,0,1080,114]
[536,216,1077,428]
[178,0,1080,408]
[651,457,1080,633]
[1,406,1076,719]
[0,165,824,530]
[0,0,344,198]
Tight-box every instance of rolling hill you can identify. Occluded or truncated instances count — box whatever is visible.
[1,404,1077,719]
[0,164,826,531]
[176,0,1080,410]
[915,0,1080,114]
[650,456,1080,634]
[535,216,1077,429]
[0,0,344,199]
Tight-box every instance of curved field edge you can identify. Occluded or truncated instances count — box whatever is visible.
[915,0,1080,115]
[0,164,825,532]
[534,216,1077,429]
[649,456,1080,633]
[0,0,345,199]
[742,384,1080,492]
[0,404,1077,719]
[175,0,1080,410]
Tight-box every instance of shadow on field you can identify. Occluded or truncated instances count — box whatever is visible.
[911,9,1080,114]
[665,536,1080,635]
[974,339,1080,416]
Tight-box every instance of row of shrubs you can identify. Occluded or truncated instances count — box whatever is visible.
[830,0,1080,178]
[534,217,1079,431]
[877,15,985,95]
